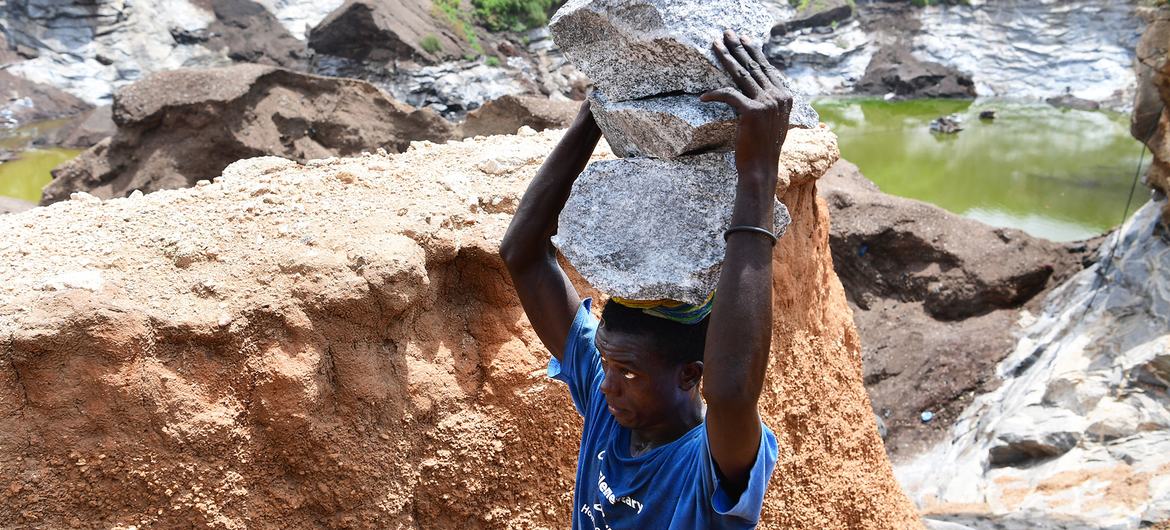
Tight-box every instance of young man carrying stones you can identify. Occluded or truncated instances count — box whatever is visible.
[500,30,793,529]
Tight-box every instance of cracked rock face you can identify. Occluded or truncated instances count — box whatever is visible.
[552,152,791,305]
[549,0,776,102]
[588,90,737,158]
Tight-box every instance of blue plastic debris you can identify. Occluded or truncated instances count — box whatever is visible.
[920,411,935,423]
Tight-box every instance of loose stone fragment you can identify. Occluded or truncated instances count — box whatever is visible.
[549,0,775,101]
[552,152,791,305]
[589,91,737,159]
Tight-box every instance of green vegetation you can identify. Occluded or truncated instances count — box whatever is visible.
[420,34,442,54]
[433,0,484,55]
[473,0,560,32]
[485,55,501,67]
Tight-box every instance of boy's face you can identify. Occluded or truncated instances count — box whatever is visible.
[595,324,699,430]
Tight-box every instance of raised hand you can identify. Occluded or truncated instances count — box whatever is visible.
[700,30,794,188]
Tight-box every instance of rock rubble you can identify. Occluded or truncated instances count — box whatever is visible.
[43,65,453,205]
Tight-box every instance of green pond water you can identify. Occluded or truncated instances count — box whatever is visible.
[0,119,81,204]
[813,98,1150,242]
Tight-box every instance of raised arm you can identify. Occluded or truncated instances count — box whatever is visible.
[698,31,792,495]
[499,102,603,362]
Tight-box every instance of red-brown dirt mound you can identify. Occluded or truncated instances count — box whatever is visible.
[0,128,919,528]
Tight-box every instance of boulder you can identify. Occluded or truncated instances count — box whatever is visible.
[461,95,580,138]
[819,161,1095,456]
[855,45,976,99]
[42,65,455,204]
[0,128,921,528]
[309,0,479,64]
[0,70,91,127]
[588,91,737,159]
[548,0,775,102]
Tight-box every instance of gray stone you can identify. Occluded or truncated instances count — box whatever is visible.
[987,408,1085,467]
[552,152,790,305]
[589,91,736,158]
[549,0,776,102]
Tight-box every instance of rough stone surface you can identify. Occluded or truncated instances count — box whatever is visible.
[461,95,580,138]
[309,0,480,64]
[588,91,737,159]
[552,128,838,305]
[43,65,454,205]
[819,161,1095,458]
[549,0,776,101]
[897,198,1170,529]
[0,128,921,528]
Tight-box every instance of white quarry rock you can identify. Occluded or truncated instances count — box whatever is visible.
[589,91,737,158]
[255,0,346,40]
[897,198,1170,529]
[552,152,790,305]
[549,0,776,102]
[5,0,227,105]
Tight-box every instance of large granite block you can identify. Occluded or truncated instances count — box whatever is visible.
[552,152,791,305]
[589,90,737,158]
[549,0,775,102]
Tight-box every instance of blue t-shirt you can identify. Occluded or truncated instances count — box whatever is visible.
[548,299,779,530]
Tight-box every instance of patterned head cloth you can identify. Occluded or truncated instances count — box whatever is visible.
[610,291,716,325]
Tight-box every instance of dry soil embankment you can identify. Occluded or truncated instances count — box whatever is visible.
[0,128,919,528]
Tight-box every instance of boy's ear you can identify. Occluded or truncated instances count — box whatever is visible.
[679,361,703,390]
